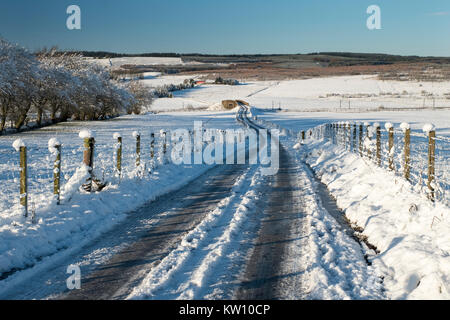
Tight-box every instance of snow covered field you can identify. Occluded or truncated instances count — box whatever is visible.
[140,72,196,87]
[248,75,450,111]
[89,57,206,68]
[0,72,448,300]
[147,75,450,112]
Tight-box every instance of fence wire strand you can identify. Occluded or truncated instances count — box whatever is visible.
[314,123,449,207]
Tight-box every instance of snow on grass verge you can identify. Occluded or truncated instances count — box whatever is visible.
[276,137,384,299]
[0,161,213,280]
[303,139,450,299]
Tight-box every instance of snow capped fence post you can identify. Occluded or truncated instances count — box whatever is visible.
[343,123,347,149]
[20,146,27,216]
[343,123,346,147]
[301,131,305,142]
[133,131,141,167]
[346,122,351,151]
[331,123,334,144]
[162,130,167,158]
[401,123,411,181]
[336,123,339,145]
[424,124,436,201]
[338,122,341,146]
[365,123,372,159]
[343,122,346,146]
[113,133,122,175]
[13,139,27,216]
[385,123,394,171]
[80,130,95,192]
[352,123,357,152]
[330,124,333,143]
[49,139,61,205]
[335,123,338,144]
[359,123,363,156]
[374,123,381,167]
[150,132,155,162]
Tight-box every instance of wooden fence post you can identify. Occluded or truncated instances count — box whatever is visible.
[162,131,167,156]
[403,126,411,181]
[359,124,363,156]
[150,132,155,160]
[331,123,336,144]
[12,139,29,217]
[366,123,372,159]
[20,146,28,217]
[352,123,357,152]
[336,123,340,145]
[53,144,61,205]
[113,133,122,174]
[385,123,394,171]
[159,130,167,164]
[82,135,95,192]
[337,123,340,145]
[342,122,348,149]
[374,123,381,166]
[133,131,141,167]
[426,127,436,201]
[347,122,351,151]
[301,131,305,142]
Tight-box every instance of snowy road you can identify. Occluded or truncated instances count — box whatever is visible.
[0,107,384,300]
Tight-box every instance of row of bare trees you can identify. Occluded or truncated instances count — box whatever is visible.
[0,39,152,132]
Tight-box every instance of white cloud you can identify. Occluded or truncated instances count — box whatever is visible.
[429,11,449,16]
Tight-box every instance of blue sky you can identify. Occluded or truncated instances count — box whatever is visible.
[0,0,449,56]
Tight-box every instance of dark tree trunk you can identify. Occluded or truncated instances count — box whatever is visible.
[36,108,43,126]
[15,102,32,129]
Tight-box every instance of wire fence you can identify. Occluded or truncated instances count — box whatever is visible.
[310,122,449,207]
[0,131,174,220]
[1,126,256,220]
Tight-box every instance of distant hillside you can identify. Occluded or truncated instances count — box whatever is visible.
[68,50,450,81]
[71,51,450,65]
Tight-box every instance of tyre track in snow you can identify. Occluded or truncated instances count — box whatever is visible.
[234,106,382,300]
[234,145,305,299]
[128,164,266,300]
[233,106,306,299]
[59,163,249,300]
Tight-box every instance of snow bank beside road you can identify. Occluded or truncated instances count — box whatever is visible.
[0,161,212,281]
[304,139,450,299]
